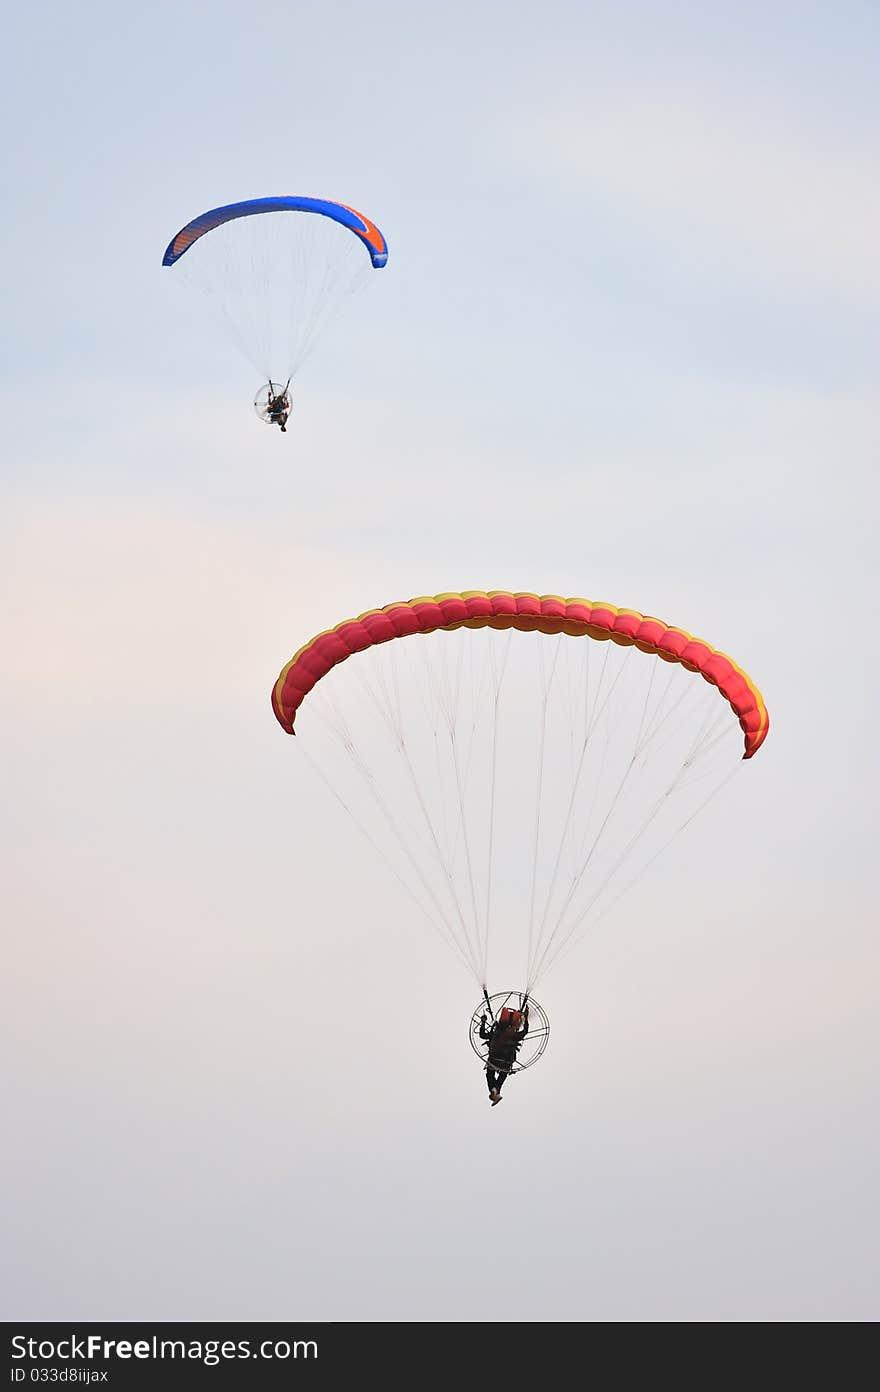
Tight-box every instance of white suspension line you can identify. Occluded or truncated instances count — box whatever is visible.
[541,762,742,982]
[528,712,740,984]
[297,725,481,978]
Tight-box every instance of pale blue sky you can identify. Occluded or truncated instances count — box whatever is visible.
[2,0,878,1321]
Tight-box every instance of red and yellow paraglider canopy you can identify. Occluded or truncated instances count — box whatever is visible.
[272,590,768,758]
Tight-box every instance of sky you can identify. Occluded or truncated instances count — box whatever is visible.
[2,0,878,1322]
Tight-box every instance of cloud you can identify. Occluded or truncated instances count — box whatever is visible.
[496,75,880,303]
[0,506,382,722]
